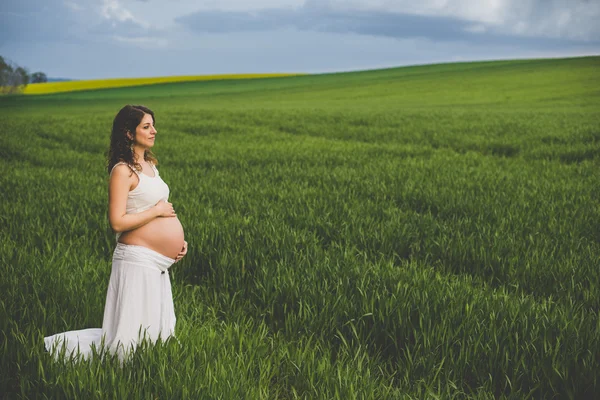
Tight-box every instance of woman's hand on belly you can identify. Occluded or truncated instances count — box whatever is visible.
[155,200,177,217]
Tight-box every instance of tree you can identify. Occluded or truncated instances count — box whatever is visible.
[0,55,32,94]
[0,56,10,93]
[31,72,48,83]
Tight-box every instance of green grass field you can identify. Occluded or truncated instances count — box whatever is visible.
[1,55,599,399]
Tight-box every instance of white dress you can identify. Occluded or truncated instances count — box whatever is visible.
[43,162,177,363]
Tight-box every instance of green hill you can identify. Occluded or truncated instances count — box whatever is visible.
[4,55,599,110]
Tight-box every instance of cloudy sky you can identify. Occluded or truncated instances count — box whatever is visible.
[1,0,599,80]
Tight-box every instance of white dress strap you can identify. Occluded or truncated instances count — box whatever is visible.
[111,161,139,176]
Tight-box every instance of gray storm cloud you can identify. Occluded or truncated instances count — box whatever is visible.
[173,1,599,49]
[306,0,600,41]
[2,0,599,48]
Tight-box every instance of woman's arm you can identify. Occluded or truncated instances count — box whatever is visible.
[108,164,163,233]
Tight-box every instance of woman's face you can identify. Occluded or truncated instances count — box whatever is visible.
[132,113,157,148]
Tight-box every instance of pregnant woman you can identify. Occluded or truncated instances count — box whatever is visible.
[44,104,188,363]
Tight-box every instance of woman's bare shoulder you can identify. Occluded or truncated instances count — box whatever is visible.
[109,163,139,194]
[110,164,139,186]
[111,162,138,175]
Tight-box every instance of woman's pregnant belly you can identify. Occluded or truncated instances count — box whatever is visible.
[118,216,185,260]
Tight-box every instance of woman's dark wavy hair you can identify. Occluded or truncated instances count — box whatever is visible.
[106,104,158,175]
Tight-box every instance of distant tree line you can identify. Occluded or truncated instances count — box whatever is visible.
[0,55,47,95]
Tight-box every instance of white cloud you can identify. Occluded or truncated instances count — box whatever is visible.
[101,0,149,28]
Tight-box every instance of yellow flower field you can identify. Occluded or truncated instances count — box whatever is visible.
[22,73,305,95]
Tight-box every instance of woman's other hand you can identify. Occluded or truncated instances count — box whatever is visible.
[175,240,188,263]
